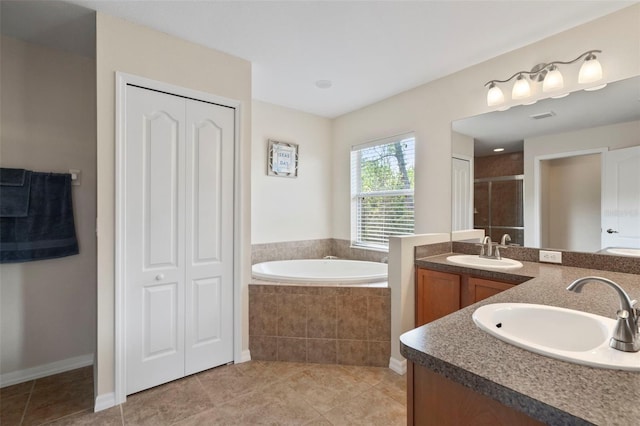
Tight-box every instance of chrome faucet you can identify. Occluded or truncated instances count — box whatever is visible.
[476,234,511,260]
[567,276,639,352]
[476,236,506,259]
[493,234,512,258]
[476,236,492,258]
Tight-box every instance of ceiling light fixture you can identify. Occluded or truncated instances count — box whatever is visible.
[484,50,603,107]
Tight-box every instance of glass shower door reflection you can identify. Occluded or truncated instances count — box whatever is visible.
[474,176,524,246]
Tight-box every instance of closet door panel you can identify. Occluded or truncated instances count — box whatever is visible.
[192,119,222,263]
[144,111,180,268]
[143,283,179,358]
[125,86,186,395]
[184,100,235,374]
[191,277,222,344]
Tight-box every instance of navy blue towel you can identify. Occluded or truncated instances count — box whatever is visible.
[0,168,32,217]
[0,172,79,263]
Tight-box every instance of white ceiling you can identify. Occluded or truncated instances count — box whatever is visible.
[2,1,635,118]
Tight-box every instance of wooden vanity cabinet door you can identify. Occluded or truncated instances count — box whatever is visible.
[416,268,461,327]
[470,277,515,303]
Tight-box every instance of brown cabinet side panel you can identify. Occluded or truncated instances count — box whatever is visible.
[411,363,543,426]
[407,361,414,426]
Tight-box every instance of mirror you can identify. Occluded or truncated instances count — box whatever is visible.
[451,75,640,254]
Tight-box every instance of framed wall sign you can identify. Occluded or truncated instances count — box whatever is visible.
[268,139,299,177]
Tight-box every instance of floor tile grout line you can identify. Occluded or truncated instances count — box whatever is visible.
[36,408,94,426]
[18,380,36,426]
[281,378,328,425]
[193,366,268,414]
[192,374,215,407]
[369,382,407,407]
[177,364,282,425]
[119,403,125,426]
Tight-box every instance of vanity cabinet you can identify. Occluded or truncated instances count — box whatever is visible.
[407,361,543,425]
[469,277,515,303]
[416,269,461,326]
[415,268,515,327]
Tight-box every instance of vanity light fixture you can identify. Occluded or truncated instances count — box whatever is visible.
[578,52,603,84]
[542,65,564,92]
[484,50,604,107]
[486,82,505,106]
[512,74,531,99]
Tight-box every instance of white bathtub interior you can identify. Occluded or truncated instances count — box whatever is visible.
[251,259,388,285]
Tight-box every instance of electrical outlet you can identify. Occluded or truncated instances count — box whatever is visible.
[539,250,562,264]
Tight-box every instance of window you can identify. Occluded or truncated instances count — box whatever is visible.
[351,134,415,250]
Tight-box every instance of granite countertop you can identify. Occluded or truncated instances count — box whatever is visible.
[401,253,640,425]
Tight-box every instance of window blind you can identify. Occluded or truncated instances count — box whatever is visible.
[351,134,415,249]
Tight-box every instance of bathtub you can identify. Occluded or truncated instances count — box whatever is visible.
[249,260,391,364]
[251,259,388,285]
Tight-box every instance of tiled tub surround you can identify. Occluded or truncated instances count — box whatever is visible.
[404,254,640,425]
[249,284,391,367]
[252,238,388,265]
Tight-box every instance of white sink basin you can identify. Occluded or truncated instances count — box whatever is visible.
[605,247,640,257]
[473,303,640,371]
[446,255,523,270]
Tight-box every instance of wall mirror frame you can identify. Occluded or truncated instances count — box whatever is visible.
[451,75,640,255]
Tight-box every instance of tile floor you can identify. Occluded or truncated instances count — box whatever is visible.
[1,361,406,425]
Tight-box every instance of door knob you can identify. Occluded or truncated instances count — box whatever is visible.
[155,274,165,281]
[606,228,619,234]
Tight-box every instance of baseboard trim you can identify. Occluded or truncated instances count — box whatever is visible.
[0,353,94,388]
[94,392,117,412]
[239,349,251,363]
[389,357,407,375]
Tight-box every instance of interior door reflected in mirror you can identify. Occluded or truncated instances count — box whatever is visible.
[451,76,640,255]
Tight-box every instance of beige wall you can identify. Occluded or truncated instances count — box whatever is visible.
[95,13,252,399]
[331,5,640,241]
[524,119,640,246]
[251,101,333,244]
[451,131,474,159]
[542,154,601,251]
[0,36,97,376]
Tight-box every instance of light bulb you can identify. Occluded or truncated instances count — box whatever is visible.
[512,74,531,99]
[579,54,603,84]
[486,82,505,106]
[543,65,564,92]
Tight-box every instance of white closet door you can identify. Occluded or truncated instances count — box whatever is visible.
[125,86,186,394]
[452,157,472,231]
[184,100,234,374]
[602,145,640,249]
